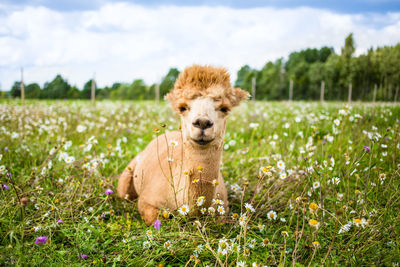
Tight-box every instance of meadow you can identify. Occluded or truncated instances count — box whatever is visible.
[0,100,399,266]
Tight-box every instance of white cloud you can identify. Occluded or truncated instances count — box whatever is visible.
[0,3,400,90]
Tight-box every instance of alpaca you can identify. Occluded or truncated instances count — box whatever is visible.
[117,65,249,225]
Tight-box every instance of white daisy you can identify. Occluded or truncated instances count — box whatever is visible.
[248,239,256,248]
[277,160,285,170]
[217,205,225,215]
[237,260,246,267]
[76,125,86,133]
[313,181,320,189]
[196,196,205,206]
[143,240,151,249]
[64,156,75,164]
[212,199,224,205]
[332,177,340,185]
[239,213,247,226]
[164,240,171,250]
[169,140,178,147]
[267,210,277,220]
[208,207,215,215]
[244,203,255,213]
[334,119,340,126]
[178,204,190,216]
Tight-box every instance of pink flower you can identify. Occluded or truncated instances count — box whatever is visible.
[105,189,114,195]
[57,219,63,224]
[153,219,161,230]
[35,236,48,244]
[80,254,88,259]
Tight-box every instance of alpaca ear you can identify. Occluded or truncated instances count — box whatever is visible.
[233,88,250,106]
[164,92,173,102]
[164,91,180,112]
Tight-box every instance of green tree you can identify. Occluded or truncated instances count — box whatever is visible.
[160,68,180,97]
[10,82,21,98]
[323,54,342,100]
[41,75,71,99]
[110,80,148,100]
[235,65,257,95]
[25,83,41,98]
[67,86,80,99]
[339,33,356,100]
[129,79,148,100]
[341,33,355,60]
[80,79,99,99]
[256,59,285,100]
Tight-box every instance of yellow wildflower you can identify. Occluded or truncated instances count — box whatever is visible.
[309,219,320,228]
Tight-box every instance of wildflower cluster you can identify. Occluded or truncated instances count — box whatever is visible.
[0,101,398,266]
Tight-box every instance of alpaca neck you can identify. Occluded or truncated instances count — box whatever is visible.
[183,138,224,208]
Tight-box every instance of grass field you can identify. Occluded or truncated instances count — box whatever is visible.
[0,100,399,266]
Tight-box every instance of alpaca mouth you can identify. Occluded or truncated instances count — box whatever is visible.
[192,138,213,146]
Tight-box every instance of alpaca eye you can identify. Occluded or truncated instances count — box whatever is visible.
[179,106,187,112]
[219,107,229,113]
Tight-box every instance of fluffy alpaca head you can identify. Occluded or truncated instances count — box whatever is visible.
[165,65,249,147]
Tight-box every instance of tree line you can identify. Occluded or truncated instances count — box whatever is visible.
[3,34,400,101]
[5,68,180,101]
[236,34,400,101]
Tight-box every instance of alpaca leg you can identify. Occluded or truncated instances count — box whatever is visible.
[138,198,159,226]
[117,158,138,200]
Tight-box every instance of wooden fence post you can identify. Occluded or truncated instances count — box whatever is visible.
[320,80,325,104]
[289,79,293,103]
[373,84,377,103]
[91,73,95,103]
[20,68,25,104]
[395,86,399,103]
[155,83,160,103]
[348,83,352,104]
[251,77,256,102]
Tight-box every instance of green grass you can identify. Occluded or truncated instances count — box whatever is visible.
[0,100,399,266]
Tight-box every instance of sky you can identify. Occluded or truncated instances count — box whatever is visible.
[0,0,400,90]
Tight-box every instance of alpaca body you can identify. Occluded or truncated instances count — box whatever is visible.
[118,130,228,225]
[117,65,249,225]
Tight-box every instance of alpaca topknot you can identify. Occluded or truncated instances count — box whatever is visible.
[165,64,250,111]
[174,65,232,91]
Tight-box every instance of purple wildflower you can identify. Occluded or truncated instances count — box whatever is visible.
[4,147,8,152]
[101,212,106,218]
[105,189,114,195]
[2,184,9,190]
[57,219,63,224]
[35,236,48,244]
[364,146,371,152]
[6,172,12,178]
[153,219,161,230]
[80,254,88,259]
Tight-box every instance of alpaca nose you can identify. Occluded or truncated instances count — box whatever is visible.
[192,117,214,130]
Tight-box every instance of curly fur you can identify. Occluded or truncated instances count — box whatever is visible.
[165,65,250,112]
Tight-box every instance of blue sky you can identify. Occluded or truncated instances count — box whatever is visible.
[4,0,400,13]
[0,1,400,90]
